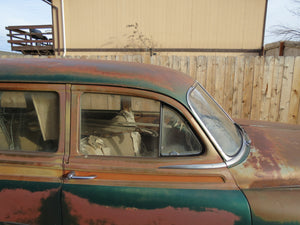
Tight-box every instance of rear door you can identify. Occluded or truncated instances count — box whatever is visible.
[0,83,66,225]
[62,85,251,225]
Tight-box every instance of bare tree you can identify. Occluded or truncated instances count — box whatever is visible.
[270,0,300,41]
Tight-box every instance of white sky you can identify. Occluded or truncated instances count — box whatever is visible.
[0,0,299,52]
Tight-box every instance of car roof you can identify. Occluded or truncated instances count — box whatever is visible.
[0,58,195,106]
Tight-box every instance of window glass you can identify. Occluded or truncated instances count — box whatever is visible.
[160,105,203,156]
[0,91,59,152]
[80,93,160,157]
[188,84,242,157]
[80,93,203,157]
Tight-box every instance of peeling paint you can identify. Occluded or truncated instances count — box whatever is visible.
[63,191,241,225]
[62,185,251,225]
[230,120,300,224]
[0,188,61,225]
[231,119,300,189]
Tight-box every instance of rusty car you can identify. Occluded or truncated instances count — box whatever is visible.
[0,58,299,225]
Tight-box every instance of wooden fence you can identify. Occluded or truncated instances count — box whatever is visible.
[1,55,300,124]
[89,55,300,125]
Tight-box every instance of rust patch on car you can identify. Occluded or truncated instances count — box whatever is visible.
[63,191,240,225]
[230,120,300,189]
[0,188,60,224]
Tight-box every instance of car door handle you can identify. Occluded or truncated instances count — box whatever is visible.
[65,171,97,180]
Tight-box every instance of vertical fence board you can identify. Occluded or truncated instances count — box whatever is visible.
[214,56,226,106]
[242,57,255,119]
[206,56,216,97]
[150,55,157,65]
[172,56,181,71]
[189,56,197,80]
[250,57,264,120]
[260,56,275,121]
[223,57,235,116]
[133,55,142,63]
[121,55,129,62]
[279,57,295,123]
[288,57,300,124]
[269,57,285,122]
[232,57,245,119]
[196,56,208,88]
[180,56,189,75]
[161,55,171,68]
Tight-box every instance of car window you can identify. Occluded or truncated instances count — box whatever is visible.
[80,93,203,157]
[161,105,203,156]
[188,83,242,157]
[0,91,59,152]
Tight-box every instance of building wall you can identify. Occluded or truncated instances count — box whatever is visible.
[52,0,267,56]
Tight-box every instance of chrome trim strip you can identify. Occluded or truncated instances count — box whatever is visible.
[158,133,250,170]
[226,141,250,168]
[158,139,249,170]
[225,125,251,168]
[159,162,226,169]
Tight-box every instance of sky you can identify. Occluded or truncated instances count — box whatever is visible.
[0,0,299,52]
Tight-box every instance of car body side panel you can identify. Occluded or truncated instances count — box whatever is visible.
[61,85,252,225]
[62,184,251,225]
[243,188,300,225]
[0,180,62,225]
[230,119,300,224]
[0,83,67,225]
[231,119,300,189]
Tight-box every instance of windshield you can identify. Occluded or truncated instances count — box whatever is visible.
[188,83,242,157]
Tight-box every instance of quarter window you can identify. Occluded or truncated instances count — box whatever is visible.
[0,91,59,152]
[80,93,203,157]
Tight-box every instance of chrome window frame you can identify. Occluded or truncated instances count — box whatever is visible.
[186,82,251,168]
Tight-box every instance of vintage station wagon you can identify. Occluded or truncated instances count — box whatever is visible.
[0,58,299,225]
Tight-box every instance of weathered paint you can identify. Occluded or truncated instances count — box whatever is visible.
[0,180,61,225]
[230,119,300,189]
[63,78,251,224]
[3,58,299,224]
[62,185,251,225]
[230,119,300,224]
[0,82,66,225]
[243,188,300,225]
[0,58,194,106]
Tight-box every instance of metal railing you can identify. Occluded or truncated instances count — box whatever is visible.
[6,25,54,55]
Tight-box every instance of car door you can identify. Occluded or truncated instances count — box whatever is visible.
[0,83,66,225]
[62,85,251,225]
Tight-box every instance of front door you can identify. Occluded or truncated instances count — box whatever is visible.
[0,83,66,225]
[62,85,251,225]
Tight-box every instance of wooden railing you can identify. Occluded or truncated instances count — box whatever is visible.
[6,25,54,55]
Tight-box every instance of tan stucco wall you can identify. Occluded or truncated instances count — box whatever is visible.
[52,0,267,55]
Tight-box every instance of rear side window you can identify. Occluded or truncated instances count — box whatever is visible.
[0,91,59,152]
[80,93,203,157]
